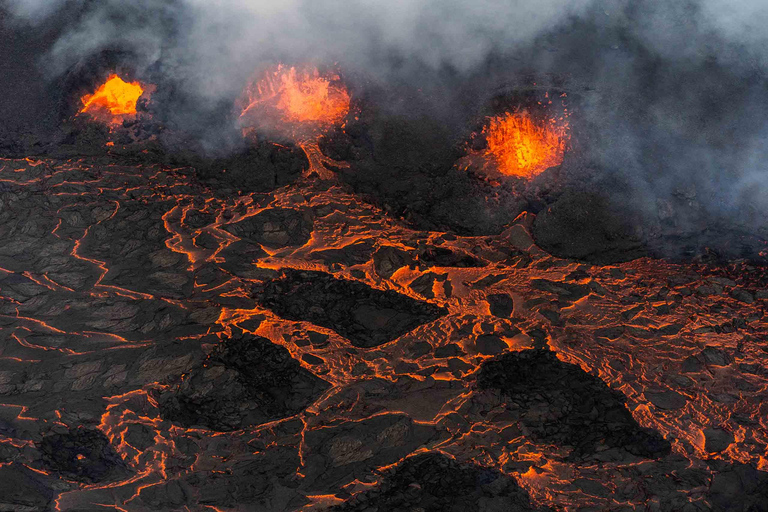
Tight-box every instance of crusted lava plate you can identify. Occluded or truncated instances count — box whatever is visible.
[254,269,449,348]
[158,330,330,431]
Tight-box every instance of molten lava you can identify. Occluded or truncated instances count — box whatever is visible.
[239,65,352,179]
[483,111,569,178]
[79,75,145,124]
[239,65,350,139]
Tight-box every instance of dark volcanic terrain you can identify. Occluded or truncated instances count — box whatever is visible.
[0,151,765,511]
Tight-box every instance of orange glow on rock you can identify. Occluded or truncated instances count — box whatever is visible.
[80,74,145,123]
[483,111,569,178]
[239,65,350,138]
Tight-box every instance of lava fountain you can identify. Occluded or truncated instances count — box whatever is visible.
[239,65,351,178]
[483,110,570,179]
[79,74,147,125]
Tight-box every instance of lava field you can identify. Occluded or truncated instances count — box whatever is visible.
[2,2,768,511]
[0,144,766,510]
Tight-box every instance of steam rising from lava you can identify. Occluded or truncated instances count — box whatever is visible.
[483,111,569,178]
[3,0,768,240]
[79,74,145,124]
[238,65,350,141]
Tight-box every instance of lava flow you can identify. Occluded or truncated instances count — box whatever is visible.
[0,69,766,512]
[1,147,767,512]
[79,74,146,125]
[239,65,351,178]
[483,110,569,178]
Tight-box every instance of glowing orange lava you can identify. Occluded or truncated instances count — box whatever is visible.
[239,65,350,139]
[80,75,145,124]
[483,111,569,178]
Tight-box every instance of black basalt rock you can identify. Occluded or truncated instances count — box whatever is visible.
[159,330,330,431]
[477,349,671,460]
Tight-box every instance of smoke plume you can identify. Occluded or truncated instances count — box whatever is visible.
[3,0,768,253]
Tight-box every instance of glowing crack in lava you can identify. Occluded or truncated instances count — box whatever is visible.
[483,110,569,178]
[79,74,145,124]
[239,65,351,178]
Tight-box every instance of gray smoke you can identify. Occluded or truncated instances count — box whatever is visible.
[4,0,768,248]
[6,0,594,97]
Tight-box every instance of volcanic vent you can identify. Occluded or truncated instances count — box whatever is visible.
[0,4,768,512]
[238,64,352,180]
[78,74,147,125]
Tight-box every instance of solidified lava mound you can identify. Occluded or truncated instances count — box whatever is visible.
[330,452,551,512]
[532,190,646,264]
[255,269,448,348]
[38,426,129,483]
[477,349,671,459]
[158,331,330,431]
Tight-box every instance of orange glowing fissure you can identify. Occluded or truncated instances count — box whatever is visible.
[80,74,145,123]
[484,111,569,178]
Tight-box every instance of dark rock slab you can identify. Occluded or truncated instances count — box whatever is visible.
[309,239,376,266]
[330,452,550,512]
[646,390,688,411]
[303,414,442,491]
[531,279,592,302]
[0,464,54,512]
[594,326,624,340]
[137,447,303,511]
[256,269,448,348]
[158,330,330,431]
[409,272,450,299]
[216,240,268,271]
[434,343,465,358]
[38,426,129,484]
[477,349,671,459]
[488,293,514,318]
[703,428,735,453]
[418,246,486,268]
[124,423,156,452]
[191,141,306,194]
[475,334,508,355]
[730,288,755,304]
[707,461,768,512]
[681,355,703,373]
[700,346,733,367]
[373,245,415,279]
[224,207,313,248]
